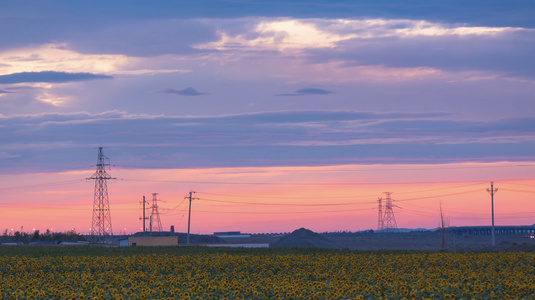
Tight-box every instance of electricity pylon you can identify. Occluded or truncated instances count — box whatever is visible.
[377,197,384,230]
[383,192,398,231]
[150,193,163,232]
[87,147,115,239]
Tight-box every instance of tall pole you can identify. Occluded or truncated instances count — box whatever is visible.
[187,192,192,245]
[487,181,498,247]
[185,191,197,245]
[140,196,149,233]
[439,201,446,249]
[143,196,146,232]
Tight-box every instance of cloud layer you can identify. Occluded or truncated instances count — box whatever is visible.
[0,71,112,84]
[0,1,534,174]
[1,110,533,174]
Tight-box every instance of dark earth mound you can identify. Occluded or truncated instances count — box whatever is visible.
[270,228,342,249]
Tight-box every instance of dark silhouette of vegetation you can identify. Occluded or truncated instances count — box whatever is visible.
[0,229,87,243]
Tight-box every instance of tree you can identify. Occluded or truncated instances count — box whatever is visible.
[33,230,40,241]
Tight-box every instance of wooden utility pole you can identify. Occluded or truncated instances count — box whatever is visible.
[439,201,447,249]
[185,191,198,245]
[487,182,498,247]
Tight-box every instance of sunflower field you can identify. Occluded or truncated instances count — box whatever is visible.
[0,247,534,299]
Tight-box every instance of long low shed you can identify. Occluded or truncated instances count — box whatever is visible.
[124,236,178,246]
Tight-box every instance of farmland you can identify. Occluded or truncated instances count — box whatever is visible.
[1,246,534,299]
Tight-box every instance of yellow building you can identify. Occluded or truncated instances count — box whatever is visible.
[126,236,178,246]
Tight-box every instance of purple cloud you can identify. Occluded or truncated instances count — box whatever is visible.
[1,110,533,174]
[158,87,208,96]
[276,88,334,97]
[0,71,112,84]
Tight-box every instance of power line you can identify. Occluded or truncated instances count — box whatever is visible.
[197,183,486,199]
[400,208,438,217]
[198,198,361,206]
[0,205,139,211]
[500,188,535,194]
[189,208,374,215]
[197,192,375,199]
[0,180,83,191]
[121,177,496,186]
[115,162,535,173]
[394,190,482,202]
[159,197,189,211]
[161,206,189,216]
[497,180,535,186]
[191,189,482,208]
[394,182,486,195]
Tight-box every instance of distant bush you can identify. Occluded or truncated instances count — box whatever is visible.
[0,230,87,243]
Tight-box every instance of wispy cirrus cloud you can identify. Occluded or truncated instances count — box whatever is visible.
[1,110,533,174]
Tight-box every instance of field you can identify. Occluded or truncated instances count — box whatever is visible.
[223,230,535,252]
[1,246,535,299]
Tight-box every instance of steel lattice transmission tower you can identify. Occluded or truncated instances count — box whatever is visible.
[150,193,163,232]
[87,147,115,237]
[377,197,384,230]
[382,192,398,231]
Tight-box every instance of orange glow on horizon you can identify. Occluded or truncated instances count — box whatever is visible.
[1,162,534,235]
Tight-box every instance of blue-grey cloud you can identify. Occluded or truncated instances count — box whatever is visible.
[305,29,535,79]
[276,88,334,97]
[0,71,112,84]
[2,1,535,28]
[2,1,534,55]
[159,87,208,96]
[0,89,11,94]
[68,19,218,57]
[3,85,36,91]
[1,110,533,174]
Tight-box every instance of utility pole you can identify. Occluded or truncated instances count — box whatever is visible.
[487,181,498,247]
[140,196,149,233]
[377,197,384,230]
[439,201,447,249]
[87,147,115,240]
[185,191,198,245]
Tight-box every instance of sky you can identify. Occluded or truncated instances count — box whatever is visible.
[1,1,534,235]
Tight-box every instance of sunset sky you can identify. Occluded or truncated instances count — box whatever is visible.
[1,1,534,235]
